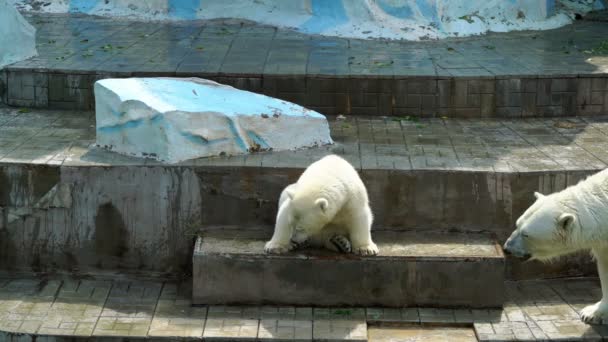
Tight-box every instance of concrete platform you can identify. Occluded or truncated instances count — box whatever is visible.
[0,104,602,279]
[0,276,605,341]
[2,13,608,117]
[192,229,505,308]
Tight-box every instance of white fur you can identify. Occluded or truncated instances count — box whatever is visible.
[504,168,608,324]
[264,155,378,256]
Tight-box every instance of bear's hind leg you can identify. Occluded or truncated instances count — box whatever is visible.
[325,235,352,253]
[582,247,608,324]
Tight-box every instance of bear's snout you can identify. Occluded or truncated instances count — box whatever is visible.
[503,235,531,260]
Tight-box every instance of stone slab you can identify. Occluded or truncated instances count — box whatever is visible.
[94,77,332,162]
[192,230,505,308]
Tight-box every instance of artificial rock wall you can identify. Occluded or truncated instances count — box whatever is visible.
[11,0,606,40]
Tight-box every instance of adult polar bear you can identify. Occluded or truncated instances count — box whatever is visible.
[504,168,608,324]
[264,154,379,256]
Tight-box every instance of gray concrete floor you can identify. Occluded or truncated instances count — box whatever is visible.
[0,276,605,341]
[10,13,608,77]
[2,105,608,172]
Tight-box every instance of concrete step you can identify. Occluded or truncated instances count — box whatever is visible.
[192,229,505,308]
[0,105,598,281]
[3,14,608,117]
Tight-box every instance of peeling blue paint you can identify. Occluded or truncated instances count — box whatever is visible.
[300,0,348,34]
[546,0,556,16]
[168,0,201,20]
[110,109,124,117]
[377,1,413,19]
[246,131,270,150]
[180,131,209,144]
[226,117,248,152]
[416,0,440,27]
[28,0,590,41]
[150,114,164,124]
[592,0,605,10]
[98,118,145,132]
[115,78,325,119]
[69,0,97,13]
[180,131,231,145]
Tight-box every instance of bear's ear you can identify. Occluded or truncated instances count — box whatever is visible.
[558,213,576,231]
[315,198,329,213]
[534,192,545,200]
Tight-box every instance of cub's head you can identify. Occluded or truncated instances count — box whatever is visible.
[285,188,332,244]
[503,192,579,262]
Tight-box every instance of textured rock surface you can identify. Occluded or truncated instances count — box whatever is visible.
[0,0,37,68]
[10,0,605,40]
[94,77,333,163]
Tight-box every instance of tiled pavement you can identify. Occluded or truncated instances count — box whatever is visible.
[0,277,607,341]
[2,105,608,172]
[10,13,608,78]
[3,13,608,116]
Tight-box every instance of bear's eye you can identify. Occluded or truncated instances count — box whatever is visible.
[522,233,530,238]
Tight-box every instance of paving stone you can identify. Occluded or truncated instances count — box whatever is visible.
[313,319,367,342]
[203,318,259,341]
[38,280,111,337]
[2,276,608,340]
[260,306,313,320]
[369,324,477,342]
[148,283,207,338]
[92,280,161,337]
[0,279,61,334]
[366,308,407,322]
[258,319,312,341]
[314,308,366,321]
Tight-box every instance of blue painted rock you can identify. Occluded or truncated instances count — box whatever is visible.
[94,77,333,163]
[0,0,37,68]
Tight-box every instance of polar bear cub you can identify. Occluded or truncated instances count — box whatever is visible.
[264,154,379,256]
[504,168,608,324]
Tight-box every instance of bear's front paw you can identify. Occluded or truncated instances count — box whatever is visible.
[354,242,379,256]
[581,301,608,324]
[264,241,293,254]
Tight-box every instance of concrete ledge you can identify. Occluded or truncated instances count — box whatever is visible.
[0,107,599,279]
[6,68,608,117]
[192,230,505,308]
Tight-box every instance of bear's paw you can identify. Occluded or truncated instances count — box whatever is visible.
[581,301,608,324]
[264,240,294,254]
[354,242,379,256]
